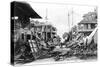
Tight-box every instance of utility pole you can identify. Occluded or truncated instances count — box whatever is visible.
[71,8,74,40]
[68,12,70,31]
[72,8,73,27]
[45,8,48,23]
[45,8,48,41]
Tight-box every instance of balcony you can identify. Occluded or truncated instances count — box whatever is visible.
[78,29,94,33]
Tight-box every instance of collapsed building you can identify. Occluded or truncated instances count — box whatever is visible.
[59,10,98,61]
[20,20,57,42]
[11,1,59,65]
[11,1,42,65]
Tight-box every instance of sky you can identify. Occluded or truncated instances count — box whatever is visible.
[28,1,96,40]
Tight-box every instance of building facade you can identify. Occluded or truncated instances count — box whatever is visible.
[78,10,97,36]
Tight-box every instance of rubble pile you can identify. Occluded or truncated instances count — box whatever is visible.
[14,26,97,64]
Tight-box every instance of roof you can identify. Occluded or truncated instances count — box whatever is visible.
[11,1,42,18]
[78,11,97,25]
[83,12,97,18]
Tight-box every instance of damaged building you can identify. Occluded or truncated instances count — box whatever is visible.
[78,10,97,36]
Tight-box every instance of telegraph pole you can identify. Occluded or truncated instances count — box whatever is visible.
[72,8,73,27]
[68,12,70,31]
[71,8,73,40]
[45,8,48,23]
[45,8,48,41]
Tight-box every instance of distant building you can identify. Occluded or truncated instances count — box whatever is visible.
[78,10,97,36]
